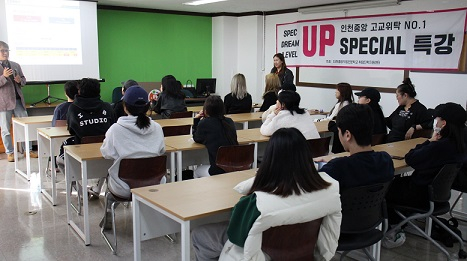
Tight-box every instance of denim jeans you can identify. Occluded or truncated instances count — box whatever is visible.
[0,99,31,154]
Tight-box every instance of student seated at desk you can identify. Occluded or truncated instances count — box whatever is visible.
[52,80,78,127]
[315,104,396,247]
[100,86,165,229]
[224,73,252,114]
[191,128,341,261]
[112,79,138,118]
[385,103,467,247]
[318,83,354,153]
[152,75,187,118]
[315,104,394,190]
[57,78,117,198]
[260,90,319,139]
[192,95,238,178]
[258,73,280,112]
[355,87,387,136]
[260,82,296,122]
[385,78,432,142]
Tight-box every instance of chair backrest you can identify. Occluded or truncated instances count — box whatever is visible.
[162,125,191,137]
[216,144,255,173]
[169,111,193,119]
[371,133,386,146]
[412,129,433,139]
[262,218,323,261]
[118,155,167,189]
[430,163,460,203]
[81,135,106,144]
[307,136,331,158]
[55,120,67,127]
[340,181,391,233]
[112,87,123,104]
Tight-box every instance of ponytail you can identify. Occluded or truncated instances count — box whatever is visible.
[124,102,151,129]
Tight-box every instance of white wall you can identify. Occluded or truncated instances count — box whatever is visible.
[212,0,467,116]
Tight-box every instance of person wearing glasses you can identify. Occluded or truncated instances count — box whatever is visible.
[0,41,37,162]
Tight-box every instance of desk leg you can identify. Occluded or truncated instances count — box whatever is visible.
[50,139,58,205]
[82,161,91,245]
[25,125,31,180]
[133,195,142,261]
[243,122,248,130]
[252,142,258,168]
[177,151,182,182]
[13,122,22,178]
[38,134,55,205]
[65,152,72,224]
[181,221,191,261]
[170,152,175,183]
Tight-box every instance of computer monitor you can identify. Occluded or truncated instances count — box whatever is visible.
[196,78,216,97]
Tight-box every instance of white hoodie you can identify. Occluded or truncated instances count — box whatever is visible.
[100,116,165,198]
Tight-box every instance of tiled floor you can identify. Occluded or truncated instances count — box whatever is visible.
[0,153,466,260]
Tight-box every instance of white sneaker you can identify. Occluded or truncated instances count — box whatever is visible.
[382,230,406,249]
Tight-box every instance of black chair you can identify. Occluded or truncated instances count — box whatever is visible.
[111,87,123,104]
[101,155,167,254]
[337,181,392,261]
[169,111,193,119]
[162,125,191,137]
[262,218,323,261]
[371,133,386,146]
[307,136,331,158]
[449,164,467,224]
[387,164,466,260]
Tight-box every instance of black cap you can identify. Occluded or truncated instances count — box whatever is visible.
[355,88,381,103]
[433,102,466,127]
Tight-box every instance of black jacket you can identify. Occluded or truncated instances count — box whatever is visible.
[67,95,116,144]
[224,93,252,114]
[386,100,432,142]
[270,67,294,86]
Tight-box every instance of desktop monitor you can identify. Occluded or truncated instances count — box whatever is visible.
[196,78,216,97]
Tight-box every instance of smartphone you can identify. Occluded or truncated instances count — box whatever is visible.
[391,155,404,160]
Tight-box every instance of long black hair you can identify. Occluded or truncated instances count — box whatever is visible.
[248,128,330,197]
[164,78,185,99]
[203,95,238,145]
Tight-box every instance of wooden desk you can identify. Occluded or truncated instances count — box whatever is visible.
[308,109,329,116]
[155,118,193,128]
[319,138,426,174]
[37,126,71,205]
[187,105,203,113]
[13,115,53,180]
[132,169,256,261]
[164,134,254,182]
[227,112,263,129]
[64,142,177,245]
[314,120,330,133]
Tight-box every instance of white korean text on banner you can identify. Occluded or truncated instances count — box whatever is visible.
[276,8,467,70]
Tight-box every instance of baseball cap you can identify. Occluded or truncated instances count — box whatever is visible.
[355,88,381,103]
[123,86,149,106]
[433,102,466,127]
